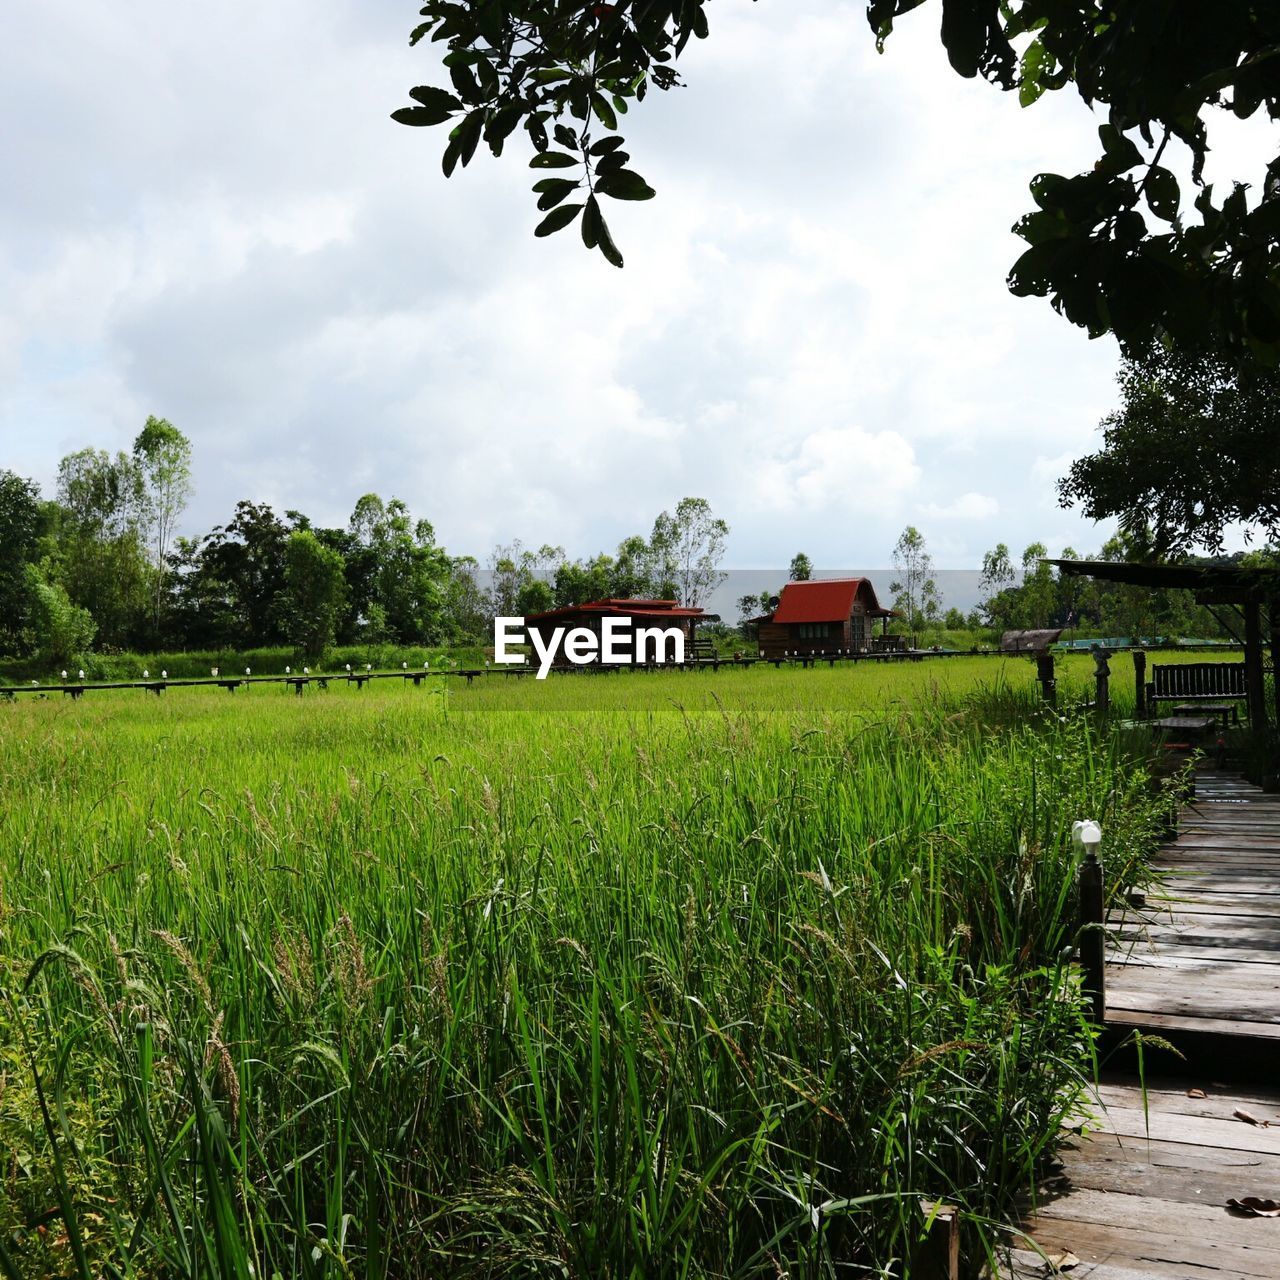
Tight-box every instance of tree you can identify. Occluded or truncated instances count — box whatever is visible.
[789,552,812,581]
[1059,345,1280,555]
[283,530,348,661]
[26,565,96,668]
[132,417,193,631]
[348,495,453,641]
[889,526,940,638]
[396,2,1280,357]
[980,543,1015,597]
[198,501,292,645]
[53,447,149,649]
[0,471,43,656]
[1019,542,1055,630]
[649,497,729,608]
[443,555,489,638]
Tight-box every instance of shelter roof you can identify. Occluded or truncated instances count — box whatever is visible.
[525,598,705,623]
[1048,559,1280,604]
[771,578,893,623]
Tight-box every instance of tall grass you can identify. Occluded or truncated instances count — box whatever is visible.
[0,662,1168,1277]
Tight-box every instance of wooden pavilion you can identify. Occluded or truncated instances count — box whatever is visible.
[522,598,706,668]
[1050,558,1280,727]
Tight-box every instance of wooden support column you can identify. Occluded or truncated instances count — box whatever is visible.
[1244,600,1266,728]
[1270,603,1280,732]
[1035,649,1056,704]
[1078,846,1105,1025]
[1092,646,1111,716]
[1133,648,1146,718]
[912,1201,959,1280]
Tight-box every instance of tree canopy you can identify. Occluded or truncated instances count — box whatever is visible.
[1059,344,1280,554]
[396,1,1280,358]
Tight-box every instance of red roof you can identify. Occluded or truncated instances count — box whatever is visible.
[525,598,705,624]
[772,578,889,623]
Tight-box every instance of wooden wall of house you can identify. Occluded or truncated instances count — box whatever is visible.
[757,618,873,660]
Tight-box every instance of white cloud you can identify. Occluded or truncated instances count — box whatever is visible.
[924,492,1000,520]
[0,0,1194,567]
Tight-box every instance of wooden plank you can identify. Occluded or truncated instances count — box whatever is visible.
[1032,1187,1280,1248]
[1011,1217,1280,1277]
[1105,1008,1280,1041]
[1117,912,1280,936]
[1148,894,1280,916]
[1095,1081,1280,1119]
[1107,956,1280,986]
[1061,1129,1280,1176]
[1103,987,1280,1025]
[1002,1248,1196,1279]
[1091,1104,1280,1153]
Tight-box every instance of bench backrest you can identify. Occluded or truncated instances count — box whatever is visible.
[1151,662,1247,699]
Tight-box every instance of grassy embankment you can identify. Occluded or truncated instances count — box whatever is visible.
[0,657,1173,1277]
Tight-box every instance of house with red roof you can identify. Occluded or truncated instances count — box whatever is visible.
[523,598,707,668]
[756,579,896,660]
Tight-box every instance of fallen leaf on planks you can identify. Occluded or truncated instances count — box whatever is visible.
[1234,1108,1270,1127]
[1187,1088,1207,1098]
[1045,1252,1080,1272]
[1227,1197,1280,1217]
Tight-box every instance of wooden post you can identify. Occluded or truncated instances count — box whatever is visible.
[1092,645,1111,715]
[1244,600,1266,727]
[1078,846,1105,1025]
[1035,649,1056,704]
[912,1201,959,1280]
[1133,648,1147,719]
[1270,607,1280,732]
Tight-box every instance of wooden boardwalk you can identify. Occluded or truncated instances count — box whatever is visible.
[1107,767,1280,1052]
[1000,768,1280,1277]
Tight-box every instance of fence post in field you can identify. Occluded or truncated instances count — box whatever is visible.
[1035,650,1056,705]
[1133,648,1146,718]
[1074,820,1106,1025]
[913,1201,959,1280]
[1092,645,1111,716]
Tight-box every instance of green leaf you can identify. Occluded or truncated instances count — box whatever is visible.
[595,169,656,201]
[410,85,462,116]
[455,110,484,167]
[530,151,579,169]
[442,134,463,178]
[594,150,630,174]
[392,106,451,128]
[449,61,480,100]
[1097,124,1143,175]
[592,93,618,131]
[595,206,624,268]
[535,204,584,237]
[536,180,578,211]
[1018,38,1048,107]
[582,194,601,250]
[590,136,625,156]
[1144,166,1180,222]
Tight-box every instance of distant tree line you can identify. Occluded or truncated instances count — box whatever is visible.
[0,425,730,665]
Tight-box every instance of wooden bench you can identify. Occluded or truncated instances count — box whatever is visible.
[1147,661,1246,718]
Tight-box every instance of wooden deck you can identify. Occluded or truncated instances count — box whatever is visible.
[998,768,1280,1277]
[1005,1076,1280,1277]
[1106,767,1280,1054]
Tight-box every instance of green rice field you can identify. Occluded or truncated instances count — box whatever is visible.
[0,656,1175,1277]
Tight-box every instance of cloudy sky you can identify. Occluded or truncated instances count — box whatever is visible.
[1,2,1263,571]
